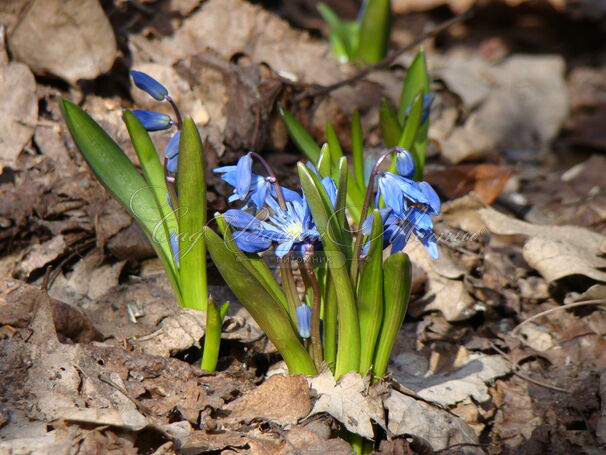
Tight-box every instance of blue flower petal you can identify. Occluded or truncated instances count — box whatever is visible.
[223,209,262,230]
[275,239,295,257]
[166,154,178,173]
[236,154,253,200]
[132,110,172,131]
[131,71,168,101]
[321,176,337,208]
[250,177,270,209]
[231,230,273,253]
[169,230,180,267]
[418,181,440,215]
[165,131,180,159]
[296,305,312,338]
[395,148,415,179]
[213,165,236,174]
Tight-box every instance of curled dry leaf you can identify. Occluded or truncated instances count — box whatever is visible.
[479,206,606,282]
[392,353,511,407]
[9,0,117,83]
[406,237,479,321]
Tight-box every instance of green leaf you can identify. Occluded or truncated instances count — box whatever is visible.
[322,273,338,370]
[356,0,391,64]
[351,110,365,191]
[318,3,358,61]
[204,227,317,376]
[373,252,411,379]
[397,47,430,124]
[325,123,344,167]
[60,98,182,304]
[123,110,179,258]
[335,157,353,260]
[379,98,402,149]
[298,163,360,377]
[357,209,384,374]
[201,295,221,372]
[316,143,332,178]
[279,105,321,163]
[397,91,425,177]
[177,117,207,311]
[214,213,289,315]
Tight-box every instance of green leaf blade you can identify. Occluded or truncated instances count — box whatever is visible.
[279,106,321,163]
[177,117,207,311]
[204,227,317,376]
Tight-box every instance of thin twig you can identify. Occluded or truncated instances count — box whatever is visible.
[489,341,569,393]
[98,373,154,415]
[511,299,606,335]
[293,10,473,102]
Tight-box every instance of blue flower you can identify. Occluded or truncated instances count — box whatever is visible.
[214,159,271,211]
[224,194,320,258]
[403,93,434,124]
[296,305,311,338]
[169,230,180,267]
[131,71,169,101]
[165,131,180,173]
[132,110,173,131]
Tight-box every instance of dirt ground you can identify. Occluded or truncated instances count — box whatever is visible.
[1,0,606,454]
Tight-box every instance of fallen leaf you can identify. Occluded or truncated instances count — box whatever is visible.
[307,370,384,439]
[384,388,484,454]
[224,374,311,425]
[9,0,117,83]
[406,237,479,321]
[392,353,511,406]
[480,206,606,282]
[0,39,37,171]
[426,164,511,204]
[431,55,568,163]
[16,235,66,277]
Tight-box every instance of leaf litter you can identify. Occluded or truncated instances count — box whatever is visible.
[1,0,606,453]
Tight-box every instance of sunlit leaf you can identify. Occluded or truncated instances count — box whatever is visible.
[204,226,317,375]
[279,105,321,163]
[60,98,182,303]
[373,252,411,378]
[357,209,384,373]
[356,0,391,64]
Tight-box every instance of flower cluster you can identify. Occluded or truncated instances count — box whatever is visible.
[364,148,441,258]
[214,154,337,259]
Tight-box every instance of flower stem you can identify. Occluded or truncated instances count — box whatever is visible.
[279,258,300,323]
[166,96,183,130]
[248,151,287,210]
[301,245,323,370]
[350,147,398,280]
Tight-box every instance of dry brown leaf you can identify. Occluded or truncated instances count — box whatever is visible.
[392,353,511,407]
[426,164,511,204]
[307,370,385,439]
[406,238,479,321]
[9,0,117,83]
[0,39,37,171]
[384,388,484,454]
[393,0,565,14]
[224,374,311,426]
[479,207,606,282]
[431,55,568,163]
[16,235,66,277]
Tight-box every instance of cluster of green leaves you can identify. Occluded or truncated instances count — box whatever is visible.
[61,100,227,371]
[205,154,412,380]
[318,0,391,64]
[281,47,430,197]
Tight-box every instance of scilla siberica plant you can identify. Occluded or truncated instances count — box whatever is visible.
[61,71,227,371]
